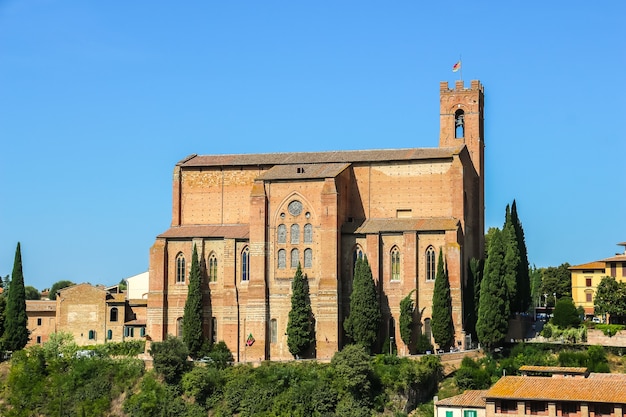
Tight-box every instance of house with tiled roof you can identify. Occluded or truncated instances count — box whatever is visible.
[147,80,486,362]
[25,275,148,347]
[569,242,626,320]
[435,367,626,417]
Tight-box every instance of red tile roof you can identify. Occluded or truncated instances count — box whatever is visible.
[486,375,626,404]
[179,146,463,168]
[353,217,460,234]
[158,224,250,239]
[256,162,351,180]
[436,390,487,407]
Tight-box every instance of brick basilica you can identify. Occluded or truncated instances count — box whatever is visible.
[147,79,485,362]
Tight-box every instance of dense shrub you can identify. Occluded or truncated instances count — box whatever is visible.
[149,335,191,385]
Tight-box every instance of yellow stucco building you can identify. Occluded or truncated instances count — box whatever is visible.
[569,242,626,319]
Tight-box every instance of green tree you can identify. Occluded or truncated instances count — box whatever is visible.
[287,263,315,358]
[24,285,40,300]
[530,265,543,309]
[49,280,75,300]
[464,257,483,341]
[431,248,454,350]
[502,205,520,314]
[343,255,381,352]
[594,276,626,322]
[399,290,415,350]
[183,244,205,359]
[511,200,531,312]
[552,297,581,329]
[540,264,571,306]
[476,229,509,349]
[3,242,29,351]
[149,335,191,385]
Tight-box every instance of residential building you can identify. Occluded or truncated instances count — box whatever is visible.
[147,80,486,362]
[570,242,626,319]
[435,368,626,417]
[25,274,148,347]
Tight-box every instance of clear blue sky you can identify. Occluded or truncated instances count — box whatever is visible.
[1,2,624,291]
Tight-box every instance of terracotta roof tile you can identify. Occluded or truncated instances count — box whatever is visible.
[486,375,626,404]
[179,147,463,167]
[256,162,351,180]
[436,390,487,407]
[568,261,606,270]
[158,224,250,239]
[352,217,460,234]
[518,365,588,375]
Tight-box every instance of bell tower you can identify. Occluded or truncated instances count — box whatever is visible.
[439,79,484,179]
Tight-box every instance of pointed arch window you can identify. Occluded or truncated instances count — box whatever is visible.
[176,253,186,283]
[304,248,312,268]
[304,224,313,243]
[291,248,299,268]
[208,252,218,282]
[391,246,401,281]
[110,307,118,322]
[290,224,300,244]
[277,224,287,244]
[455,109,465,138]
[242,246,250,281]
[426,246,436,281]
[278,249,286,269]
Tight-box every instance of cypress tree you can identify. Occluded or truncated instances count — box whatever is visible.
[183,244,204,358]
[503,205,520,314]
[3,243,29,351]
[286,264,315,358]
[343,255,381,352]
[431,248,454,350]
[511,200,531,312]
[476,229,510,349]
[399,290,415,350]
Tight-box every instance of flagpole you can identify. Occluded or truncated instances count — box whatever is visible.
[459,55,462,81]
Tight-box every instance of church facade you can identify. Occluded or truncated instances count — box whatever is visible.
[147,79,485,362]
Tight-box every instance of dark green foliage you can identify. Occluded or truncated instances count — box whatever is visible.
[502,206,520,314]
[24,285,40,300]
[558,345,609,373]
[149,335,191,385]
[399,290,415,349]
[431,248,454,350]
[3,243,29,351]
[344,255,381,352]
[594,276,626,321]
[205,340,234,369]
[287,264,315,358]
[476,229,510,349]
[183,244,205,358]
[331,344,375,408]
[465,257,483,340]
[540,264,572,306]
[510,201,531,313]
[415,332,434,354]
[123,372,205,417]
[5,345,144,417]
[454,356,491,390]
[182,365,224,408]
[49,280,75,300]
[0,293,6,342]
[530,265,543,309]
[96,340,145,357]
[552,298,581,329]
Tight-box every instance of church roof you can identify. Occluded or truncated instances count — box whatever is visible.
[178,146,463,168]
[158,224,250,239]
[256,162,351,180]
[349,217,460,234]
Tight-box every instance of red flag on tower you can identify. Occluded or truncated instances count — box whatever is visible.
[452,60,461,72]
